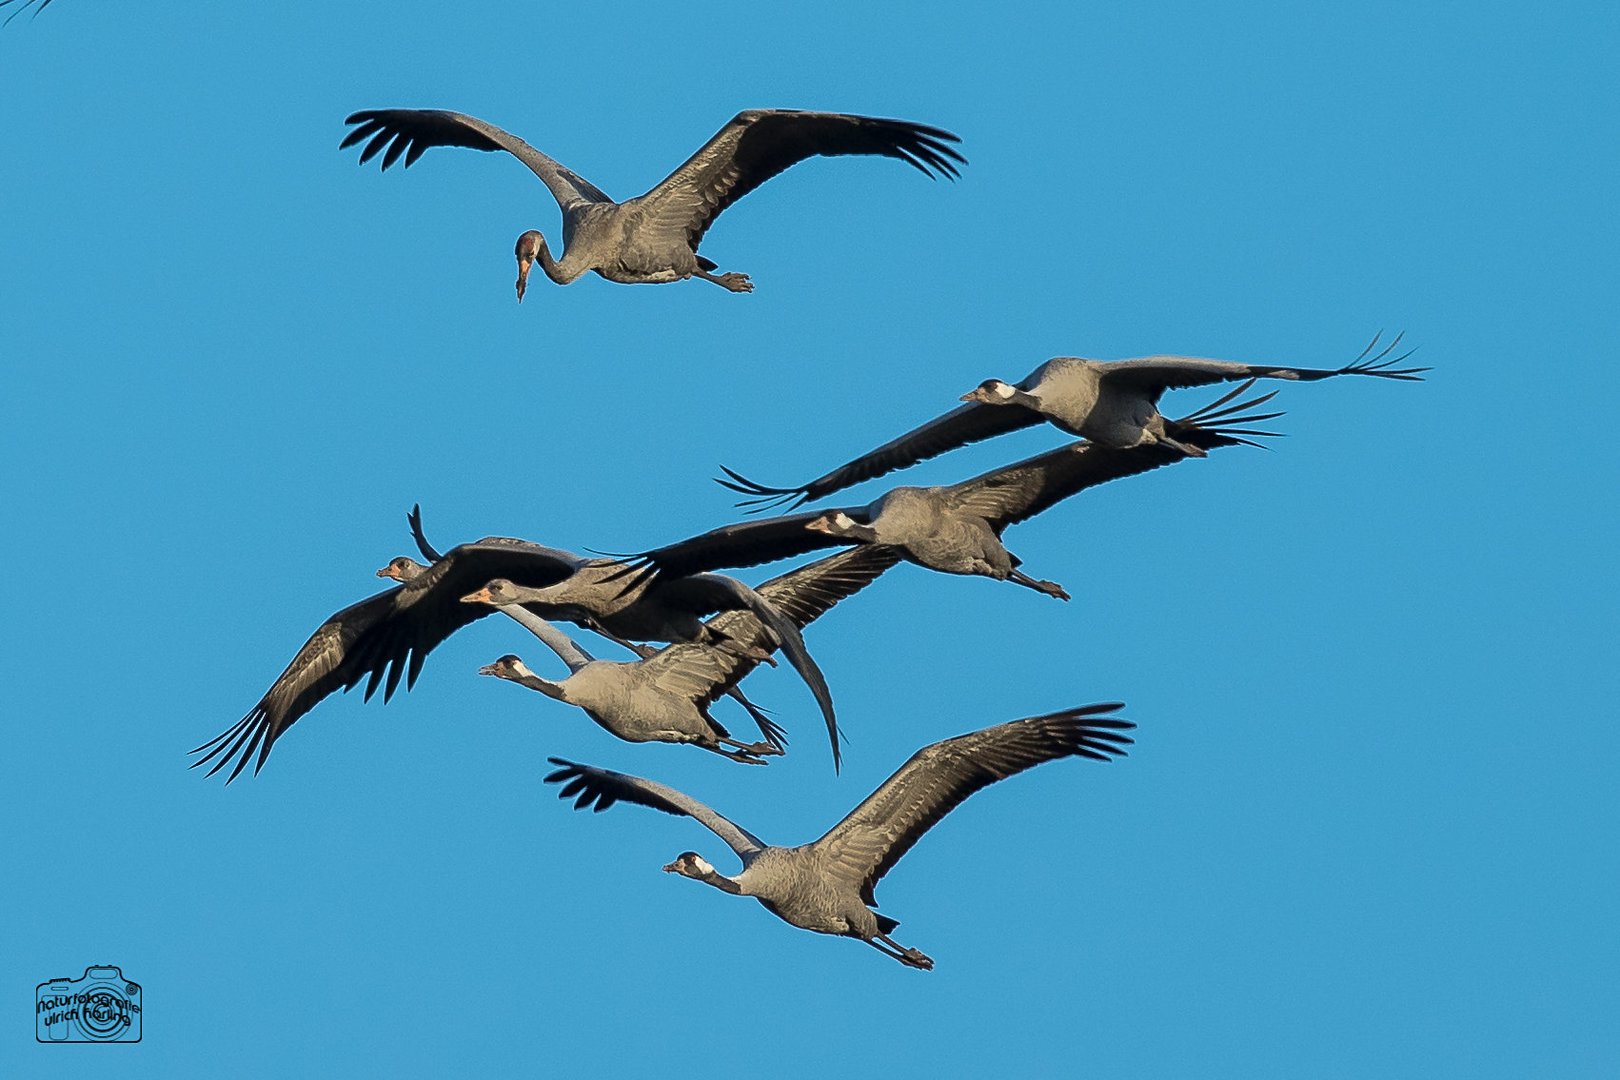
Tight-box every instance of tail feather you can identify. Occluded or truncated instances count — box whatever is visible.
[1165,381,1288,451]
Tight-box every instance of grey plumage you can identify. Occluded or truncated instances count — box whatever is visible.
[482,546,901,768]
[340,108,964,298]
[545,705,1134,969]
[619,385,1283,602]
[190,514,838,781]
[721,334,1422,511]
[189,536,591,782]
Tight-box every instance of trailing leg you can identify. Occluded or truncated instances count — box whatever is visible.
[719,735,784,757]
[872,933,935,970]
[698,741,769,765]
[1008,568,1071,601]
[696,269,754,293]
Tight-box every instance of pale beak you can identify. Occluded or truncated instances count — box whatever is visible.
[375,567,394,579]
[477,663,503,677]
[805,518,833,534]
[661,862,680,873]
[515,257,532,303]
[460,588,495,605]
[960,389,986,403]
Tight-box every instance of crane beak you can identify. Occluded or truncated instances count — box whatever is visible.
[960,389,987,403]
[660,861,680,873]
[805,517,833,535]
[515,257,532,303]
[460,588,495,605]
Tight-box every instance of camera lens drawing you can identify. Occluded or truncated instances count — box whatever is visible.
[78,986,132,1040]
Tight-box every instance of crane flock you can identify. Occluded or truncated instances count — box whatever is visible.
[175,102,1426,970]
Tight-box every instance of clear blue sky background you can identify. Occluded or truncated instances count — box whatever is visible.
[3,3,1616,1077]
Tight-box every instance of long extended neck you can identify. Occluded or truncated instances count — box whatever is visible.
[824,518,880,545]
[532,232,589,286]
[508,671,570,703]
[693,867,744,895]
[1008,387,1044,412]
[841,522,881,544]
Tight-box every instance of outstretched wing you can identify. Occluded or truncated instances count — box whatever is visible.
[544,758,767,860]
[636,548,903,766]
[715,359,1061,514]
[749,545,903,631]
[613,506,865,587]
[944,384,1286,531]
[336,539,584,702]
[190,540,582,781]
[658,574,839,768]
[188,588,402,783]
[814,706,1134,905]
[716,403,1042,514]
[497,606,596,671]
[1098,333,1426,399]
[630,109,964,253]
[341,109,612,211]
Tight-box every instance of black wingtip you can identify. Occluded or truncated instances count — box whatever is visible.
[406,502,444,563]
[1343,331,1429,380]
[714,466,811,514]
[542,757,580,785]
[188,707,276,784]
[0,0,53,26]
[604,561,659,601]
[582,546,640,561]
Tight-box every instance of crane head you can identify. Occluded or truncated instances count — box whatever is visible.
[478,655,533,681]
[961,379,1018,405]
[662,852,714,879]
[460,579,518,606]
[376,556,426,582]
[514,230,545,302]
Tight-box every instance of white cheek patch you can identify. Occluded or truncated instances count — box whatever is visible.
[692,855,715,875]
[833,513,856,528]
[993,382,1016,400]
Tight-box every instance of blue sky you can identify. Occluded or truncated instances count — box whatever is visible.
[3,2,1616,1077]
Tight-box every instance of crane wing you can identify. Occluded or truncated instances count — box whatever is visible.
[635,548,902,765]
[188,587,402,783]
[716,401,1043,514]
[341,109,612,211]
[1098,334,1426,398]
[190,540,582,781]
[544,758,767,860]
[612,507,863,587]
[496,606,595,671]
[944,384,1286,530]
[814,707,1133,905]
[630,109,963,253]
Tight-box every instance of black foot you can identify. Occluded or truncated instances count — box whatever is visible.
[900,947,935,971]
[735,740,785,757]
[1039,580,1071,602]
